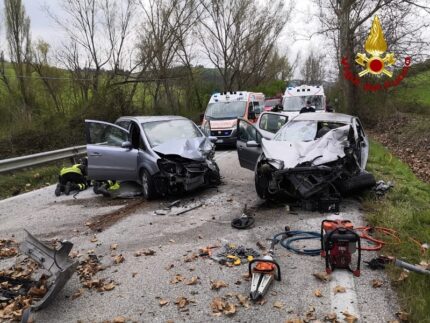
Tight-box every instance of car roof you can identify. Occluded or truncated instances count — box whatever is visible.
[291,112,354,124]
[117,115,189,123]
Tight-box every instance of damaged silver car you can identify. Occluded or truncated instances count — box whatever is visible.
[237,113,375,209]
[85,116,220,199]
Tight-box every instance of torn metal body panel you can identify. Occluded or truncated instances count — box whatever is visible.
[20,230,78,311]
[237,113,375,204]
[154,140,220,194]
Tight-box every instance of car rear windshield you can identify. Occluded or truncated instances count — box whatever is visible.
[142,119,202,147]
[274,120,346,142]
[205,101,246,120]
[264,100,280,107]
[282,96,324,111]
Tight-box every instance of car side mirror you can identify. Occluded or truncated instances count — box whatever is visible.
[248,111,256,120]
[208,136,218,143]
[121,141,133,149]
[246,140,260,148]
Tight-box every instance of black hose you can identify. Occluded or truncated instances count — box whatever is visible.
[273,230,321,256]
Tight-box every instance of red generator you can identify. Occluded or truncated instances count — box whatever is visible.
[320,219,361,277]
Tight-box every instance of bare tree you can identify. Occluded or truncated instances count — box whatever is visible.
[50,0,136,101]
[315,0,430,115]
[197,0,291,91]
[4,0,33,119]
[301,51,325,84]
[137,0,198,113]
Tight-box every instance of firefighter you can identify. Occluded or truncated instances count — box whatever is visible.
[55,158,89,196]
[93,180,121,197]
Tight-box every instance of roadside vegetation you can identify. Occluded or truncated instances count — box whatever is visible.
[0,164,60,200]
[364,141,430,323]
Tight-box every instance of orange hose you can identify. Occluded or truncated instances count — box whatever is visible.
[355,226,401,251]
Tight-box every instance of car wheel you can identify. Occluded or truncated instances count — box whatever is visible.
[255,168,272,199]
[337,171,376,195]
[141,169,157,200]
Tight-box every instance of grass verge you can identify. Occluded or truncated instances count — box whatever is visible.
[363,140,430,323]
[0,164,61,200]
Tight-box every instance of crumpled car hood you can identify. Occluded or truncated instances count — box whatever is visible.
[262,125,350,168]
[153,137,213,161]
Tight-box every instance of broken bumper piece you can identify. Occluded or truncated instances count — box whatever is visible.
[20,230,78,311]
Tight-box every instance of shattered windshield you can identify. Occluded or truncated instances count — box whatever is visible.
[142,119,202,147]
[274,121,318,142]
[205,101,247,119]
[282,96,324,111]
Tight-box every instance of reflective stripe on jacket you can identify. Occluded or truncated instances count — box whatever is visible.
[60,164,83,176]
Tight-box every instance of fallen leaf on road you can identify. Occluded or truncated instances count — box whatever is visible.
[236,293,250,308]
[103,281,116,291]
[211,297,226,312]
[169,239,175,243]
[113,317,126,323]
[143,249,156,256]
[396,311,410,321]
[342,311,358,323]
[174,296,189,309]
[324,312,337,322]
[159,298,169,306]
[256,241,267,251]
[258,299,267,306]
[72,289,83,300]
[305,306,316,320]
[110,243,118,250]
[313,271,331,282]
[371,279,384,288]
[170,274,185,284]
[223,303,236,316]
[166,320,174,323]
[90,235,98,243]
[185,276,199,285]
[314,289,323,297]
[211,280,228,290]
[242,272,251,281]
[285,318,304,323]
[333,285,346,294]
[273,301,284,309]
[184,253,198,262]
[29,285,47,297]
[113,254,125,264]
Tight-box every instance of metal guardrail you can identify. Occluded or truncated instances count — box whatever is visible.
[0,145,87,173]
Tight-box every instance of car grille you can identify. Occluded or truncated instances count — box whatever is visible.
[211,130,232,137]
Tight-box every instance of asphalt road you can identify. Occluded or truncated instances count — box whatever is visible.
[0,149,400,323]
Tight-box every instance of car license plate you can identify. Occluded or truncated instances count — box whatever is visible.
[216,139,224,143]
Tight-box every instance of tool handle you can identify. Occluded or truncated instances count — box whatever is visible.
[248,258,281,281]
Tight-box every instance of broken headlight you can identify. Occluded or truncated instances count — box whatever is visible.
[157,159,177,174]
[267,158,284,170]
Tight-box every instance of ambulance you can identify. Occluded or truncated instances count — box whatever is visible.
[202,91,265,145]
[282,85,326,120]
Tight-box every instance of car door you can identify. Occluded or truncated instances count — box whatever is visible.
[354,118,369,168]
[85,119,139,180]
[236,118,263,170]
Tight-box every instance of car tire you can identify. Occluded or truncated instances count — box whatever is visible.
[255,168,272,199]
[141,169,157,200]
[337,171,376,195]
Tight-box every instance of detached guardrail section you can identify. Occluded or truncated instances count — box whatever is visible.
[0,145,86,173]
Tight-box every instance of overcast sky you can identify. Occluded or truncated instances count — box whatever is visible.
[5,0,428,79]
[17,0,324,78]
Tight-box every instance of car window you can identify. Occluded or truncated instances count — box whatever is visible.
[205,101,246,120]
[259,113,288,134]
[282,95,324,111]
[116,120,131,130]
[238,120,257,142]
[88,123,128,147]
[142,119,202,147]
[274,120,347,142]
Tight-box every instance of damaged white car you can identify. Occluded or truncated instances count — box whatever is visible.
[85,116,220,199]
[237,113,375,210]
